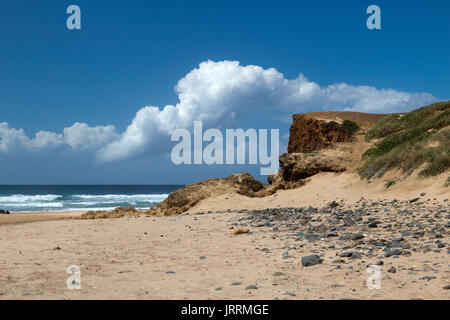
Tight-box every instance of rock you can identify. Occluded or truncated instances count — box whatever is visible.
[385,248,403,257]
[199,256,206,260]
[340,251,354,258]
[343,217,357,227]
[147,172,264,216]
[0,209,11,214]
[420,276,436,281]
[368,221,380,228]
[387,267,396,273]
[230,228,250,235]
[165,271,175,274]
[351,233,365,241]
[443,285,450,290]
[332,259,345,264]
[245,285,258,290]
[272,152,347,183]
[328,201,339,208]
[327,231,338,237]
[81,206,138,219]
[287,113,369,153]
[301,254,323,267]
[351,252,362,259]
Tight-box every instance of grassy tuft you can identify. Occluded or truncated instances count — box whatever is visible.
[359,101,450,179]
[384,179,397,188]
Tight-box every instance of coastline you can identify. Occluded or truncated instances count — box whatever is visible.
[0,211,85,225]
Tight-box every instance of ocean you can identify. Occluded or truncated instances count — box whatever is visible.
[0,185,182,213]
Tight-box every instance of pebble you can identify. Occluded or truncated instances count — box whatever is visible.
[301,255,323,267]
[387,266,397,273]
[245,285,258,290]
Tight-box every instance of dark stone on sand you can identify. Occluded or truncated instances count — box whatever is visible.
[245,285,258,290]
[340,251,354,258]
[301,255,323,267]
[387,266,396,273]
[420,276,436,281]
[385,248,402,257]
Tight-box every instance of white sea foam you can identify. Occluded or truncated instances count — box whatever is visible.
[0,193,168,212]
[3,202,64,208]
[0,194,62,203]
[72,194,169,201]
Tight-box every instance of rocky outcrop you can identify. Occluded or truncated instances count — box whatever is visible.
[270,152,347,182]
[0,209,10,214]
[147,172,265,216]
[81,206,139,219]
[267,111,383,192]
[266,152,347,194]
[80,173,264,218]
[288,115,356,153]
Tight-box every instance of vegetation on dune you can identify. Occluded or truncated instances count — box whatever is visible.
[359,101,450,179]
[384,178,398,189]
[320,119,360,134]
[341,119,361,134]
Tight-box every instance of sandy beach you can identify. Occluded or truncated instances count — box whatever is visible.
[1,172,448,300]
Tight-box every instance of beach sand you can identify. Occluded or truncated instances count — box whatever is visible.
[0,172,448,300]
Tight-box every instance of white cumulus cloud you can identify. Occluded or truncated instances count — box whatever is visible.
[0,60,439,161]
[0,122,118,153]
[97,60,437,161]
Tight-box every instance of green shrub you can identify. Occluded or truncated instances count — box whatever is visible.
[342,120,360,134]
[360,101,450,179]
[384,179,397,188]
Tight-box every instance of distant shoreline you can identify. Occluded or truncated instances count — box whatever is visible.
[0,211,85,225]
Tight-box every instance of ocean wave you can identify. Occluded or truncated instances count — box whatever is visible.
[3,202,64,208]
[0,192,168,212]
[0,194,62,203]
[72,194,169,201]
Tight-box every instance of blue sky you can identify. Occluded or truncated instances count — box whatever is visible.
[0,0,449,184]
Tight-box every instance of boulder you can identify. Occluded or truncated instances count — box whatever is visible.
[268,152,346,185]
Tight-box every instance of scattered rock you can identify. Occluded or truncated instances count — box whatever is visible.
[420,276,436,281]
[387,267,396,273]
[385,249,403,257]
[301,255,323,267]
[245,285,258,290]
